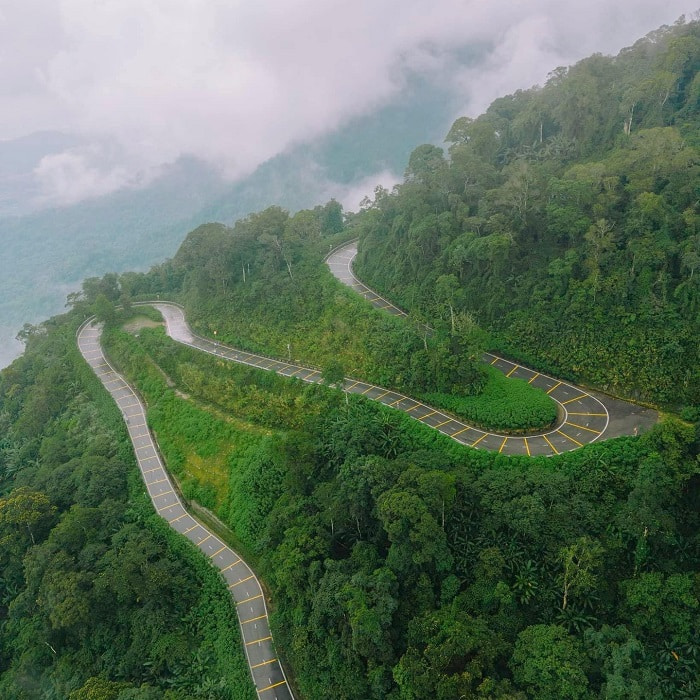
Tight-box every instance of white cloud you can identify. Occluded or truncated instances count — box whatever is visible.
[449,2,700,118]
[33,147,136,206]
[331,169,403,212]
[2,1,697,205]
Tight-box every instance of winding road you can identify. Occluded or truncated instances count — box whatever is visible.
[147,240,656,458]
[327,240,657,455]
[76,238,657,698]
[77,319,294,700]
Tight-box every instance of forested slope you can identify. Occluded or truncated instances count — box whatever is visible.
[0,313,254,699]
[62,182,697,699]
[1,17,699,700]
[93,298,699,700]
[353,18,700,409]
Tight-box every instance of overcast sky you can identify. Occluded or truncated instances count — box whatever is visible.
[2,1,698,205]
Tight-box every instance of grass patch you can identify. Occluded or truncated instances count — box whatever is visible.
[422,365,558,432]
[122,314,163,334]
[147,391,273,513]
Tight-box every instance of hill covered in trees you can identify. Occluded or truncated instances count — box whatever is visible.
[0,309,255,698]
[1,16,699,700]
[354,18,700,409]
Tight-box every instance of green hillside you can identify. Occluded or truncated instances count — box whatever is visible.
[0,311,254,699]
[353,19,700,409]
[1,17,699,700]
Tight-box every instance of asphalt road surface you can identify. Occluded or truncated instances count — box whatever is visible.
[326,240,658,455]
[77,319,294,700]
[152,294,657,457]
[75,243,658,697]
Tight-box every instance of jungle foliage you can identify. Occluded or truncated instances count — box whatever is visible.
[0,314,255,699]
[106,309,700,700]
[352,19,700,409]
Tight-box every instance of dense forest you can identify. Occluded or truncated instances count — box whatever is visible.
[0,313,255,697]
[99,317,699,700]
[2,16,699,700]
[354,18,700,409]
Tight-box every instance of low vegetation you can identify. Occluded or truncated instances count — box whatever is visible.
[423,366,558,432]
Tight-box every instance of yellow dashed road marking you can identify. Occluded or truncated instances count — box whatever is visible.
[230,575,255,588]
[506,365,518,377]
[237,594,263,606]
[245,636,272,646]
[566,421,601,434]
[557,430,583,447]
[472,433,488,447]
[241,614,267,625]
[157,502,178,513]
[546,381,562,394]
[542,434,559,455]
[562,394,587,405]
[499,436,508,453]
[257,680,286,694]
[221,559,242,572]
[524,437,531,456]
[528,373,540,384]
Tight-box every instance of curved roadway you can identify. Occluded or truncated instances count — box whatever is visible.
[326,240,658,455]
[76,241,657,696]
[152,294,655,457]
[77,319,294,700]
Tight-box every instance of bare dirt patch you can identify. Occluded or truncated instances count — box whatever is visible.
[123,316,163,334]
